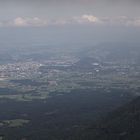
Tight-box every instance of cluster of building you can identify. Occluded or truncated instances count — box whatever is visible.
[0,61,43,79]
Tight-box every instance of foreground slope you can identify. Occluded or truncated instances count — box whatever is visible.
[80,96,140,140]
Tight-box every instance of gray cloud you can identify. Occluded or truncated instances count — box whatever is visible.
[1,0,140,6]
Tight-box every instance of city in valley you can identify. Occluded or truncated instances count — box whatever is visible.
[0,44,140,101]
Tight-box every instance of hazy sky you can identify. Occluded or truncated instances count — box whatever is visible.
[0,0,140,27]
[0,0,140,45]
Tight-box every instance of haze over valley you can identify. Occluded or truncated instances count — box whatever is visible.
[0,0,140,140]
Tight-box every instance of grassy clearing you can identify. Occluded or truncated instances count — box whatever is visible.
[1,119,30,127]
